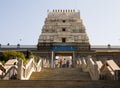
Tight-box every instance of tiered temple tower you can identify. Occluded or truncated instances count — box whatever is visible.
[37,10,91,60]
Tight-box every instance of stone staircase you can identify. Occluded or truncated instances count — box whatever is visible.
[0,80,120,88]
[29,68,91,80]
[0,68,120,88]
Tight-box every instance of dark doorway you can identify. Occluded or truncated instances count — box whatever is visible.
[62,20,66,23]
[62,28,66,31]
[62,38,66,43]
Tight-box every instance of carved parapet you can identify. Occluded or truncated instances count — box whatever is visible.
[87,58,99,80]
[100,60,120,80]
[81,58,87,72]
[48,9,79,13]
[96,61,103,73]
[47,9,80,19]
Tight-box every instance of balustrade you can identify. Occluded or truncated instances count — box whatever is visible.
[0,59,18,80]
[0,57,42,80]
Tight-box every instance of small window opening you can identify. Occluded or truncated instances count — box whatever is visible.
[62,20,66,23]
[62,38,66,43]
[62,28,66,31]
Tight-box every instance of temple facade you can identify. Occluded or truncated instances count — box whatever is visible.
[0,9,120,66]
[37,10,92,61]
[38,10,89,44]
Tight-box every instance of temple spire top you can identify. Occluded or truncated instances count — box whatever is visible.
[48,9,80,13]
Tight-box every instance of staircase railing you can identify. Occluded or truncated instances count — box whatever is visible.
[79,57,99,80]
[81,58,88,72]
[100,60,120,80]
[17,57,42,80]
[2,66,17,80]
[86,58,99,80]
[0,57,42,80]
[42,59,50,68]
[36,59,42,71]
[0,59,18,80]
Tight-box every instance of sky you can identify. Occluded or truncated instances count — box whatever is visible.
[0,0,120,45]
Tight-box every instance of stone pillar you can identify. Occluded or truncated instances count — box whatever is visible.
[17,60,23,80]
[51,51,54,68]
[72,51,75,67]
[93,64,99,80]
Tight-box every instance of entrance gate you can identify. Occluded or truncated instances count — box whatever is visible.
[51,46,76,68]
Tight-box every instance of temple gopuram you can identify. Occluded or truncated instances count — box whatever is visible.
[37,10,91,62]
[0,10,120,66]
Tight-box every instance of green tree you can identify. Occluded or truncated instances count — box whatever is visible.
[2,50,26,64]
[27,51,38,62]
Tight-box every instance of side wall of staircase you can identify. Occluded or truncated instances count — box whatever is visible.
[0,57,42,80]
[77,57,120,80]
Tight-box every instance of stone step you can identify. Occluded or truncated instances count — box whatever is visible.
[1,68,118,88]
[0,80,120,88]
[30,68,91,80]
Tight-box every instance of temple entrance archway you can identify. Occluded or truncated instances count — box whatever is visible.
[51,51,75,68]
[55,55,72,68]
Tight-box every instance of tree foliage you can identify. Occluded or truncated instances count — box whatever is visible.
[2,50,26,64]
[27,51,38,62]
